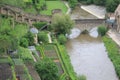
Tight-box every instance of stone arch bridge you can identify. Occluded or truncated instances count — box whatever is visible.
[74,19,106,32]
[0,5,51,26]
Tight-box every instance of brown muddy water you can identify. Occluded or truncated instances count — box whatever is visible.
[66,34,118,80]
[66,5,118,80]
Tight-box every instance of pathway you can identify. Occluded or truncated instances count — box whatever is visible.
[107,29,120,46]
[64,2,71,14]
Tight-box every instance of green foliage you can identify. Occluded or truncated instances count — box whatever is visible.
[78,75,86,80]
[58,34,67,44]
[0,18,28,54]
[35,0,46,11]
[106,0,116,12]
[102,36,120,78]
[51,14,74,35]
[56,42,78,80]
[33,22,47,29]
[20,38,29,48]
[68,0,78,9]
[93,0,106,5]
[38,31,49,43]
[0,0,25,8]
[35,58,59,80]
[24,31,34,45]
[97,26,108,36]
[18,47,33,61]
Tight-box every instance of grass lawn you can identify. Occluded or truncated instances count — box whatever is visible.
[40,1,68,15]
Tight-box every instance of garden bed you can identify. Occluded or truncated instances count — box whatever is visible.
[55,62,64,75]
[43,44,58,59]
[25,62,41,80]
[15,65,29,80]
[0,63,13,80]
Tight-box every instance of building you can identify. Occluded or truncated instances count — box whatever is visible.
[115,4,120,32]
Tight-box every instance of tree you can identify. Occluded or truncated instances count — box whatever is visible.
[106,0,116,12]
[68,0,78,9]
[35,58,59,80]
[93,0,106,5]
[51,14,74,35]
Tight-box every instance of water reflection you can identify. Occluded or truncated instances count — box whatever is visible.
[67,28,81,39]
[89,27,98,38]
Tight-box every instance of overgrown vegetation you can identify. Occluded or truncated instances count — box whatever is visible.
[102,36,120,79]
[38,31,49,43]
[35,58,59,80]
[68,0,78,9]
[97,26,108,36]
[51,14,74,35]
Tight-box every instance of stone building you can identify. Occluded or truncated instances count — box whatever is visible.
[115,4,120,32]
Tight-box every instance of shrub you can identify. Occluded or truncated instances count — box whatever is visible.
[97,26,108,36]
[20,38,28,48]
[38,31,49,43]
[58,34,67,44]
[33,22,47,30]
[35,58,59,80]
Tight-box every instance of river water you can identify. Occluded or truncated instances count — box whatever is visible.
[66,6,118,80]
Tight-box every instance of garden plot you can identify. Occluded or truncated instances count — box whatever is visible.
[0,63,13,80]
[55,62,64,75]
[13,59,31,80]
[26,63,41,80]
[43,45,58,59]
[15,65,29,80]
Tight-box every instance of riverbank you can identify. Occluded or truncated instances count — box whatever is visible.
[102,36,120,79]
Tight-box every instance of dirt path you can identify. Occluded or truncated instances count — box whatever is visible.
[64,2,71,14]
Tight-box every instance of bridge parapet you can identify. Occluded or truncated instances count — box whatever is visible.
[74,19,106,24]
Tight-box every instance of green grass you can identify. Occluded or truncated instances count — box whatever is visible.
[24,6,37,14]
[102,36,120,78]
[55,41,78,80]
[40,1,68,15]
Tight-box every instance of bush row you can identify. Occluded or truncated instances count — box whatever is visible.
[102,36,120,78]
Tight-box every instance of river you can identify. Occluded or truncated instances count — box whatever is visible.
[66,5,118,80]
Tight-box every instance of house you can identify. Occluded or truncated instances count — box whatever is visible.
[115,4,120,32]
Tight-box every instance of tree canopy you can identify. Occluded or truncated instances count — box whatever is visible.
[51,14,74,35]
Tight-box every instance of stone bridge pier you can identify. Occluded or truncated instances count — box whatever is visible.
[74,19,106,32]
